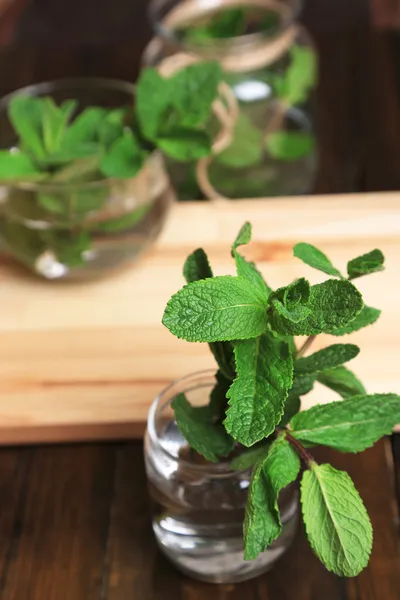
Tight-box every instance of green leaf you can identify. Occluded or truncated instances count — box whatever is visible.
[295,344,360,375]
[62,106,106,147]
[289,373,316,396]
[270,280,363,336]
[8,94,46,159]
[183,248,213,283]
[182,249,234,380]
[44,142,101,167]
[293,242,343,278]
[37,194,66,215]
[316,366,366,399]
[41,229,92,268]
[96,203,151,233]
[232,221,252,251]
[347,249,385,280]
[0,150,43,181]
[330,305,381,336]
[49,155,101,183]
[232,223,271,302]
[169,62,222,128]
[279,394,301,427]
[280,45,317,106]
[157,128,211,161]
[136,68,171,140]
[301,463,372,577]
[224,333,293,446]
[270,278,311,323]
[42,97,77,154]
[291,393,400,452]
[230,440,271,471]
[216,114,263,168]
[244,434,300,560]
[162,275,268,343]
[98,108,125,147]
[172,393,234,462]
[209,370,231,421]
[266,132,314,161]
[100,131,144,178]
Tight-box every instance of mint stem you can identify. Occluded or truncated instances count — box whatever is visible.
[297,335,316,358]
[285,431,314,465]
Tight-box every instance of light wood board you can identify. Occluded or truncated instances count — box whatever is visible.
[1,192,400,444]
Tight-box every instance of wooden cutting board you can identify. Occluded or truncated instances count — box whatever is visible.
[1,192,400,444]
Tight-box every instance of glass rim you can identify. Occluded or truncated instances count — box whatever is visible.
[149,0,301,51]
[147,369,248,474]
[0,77,139,192]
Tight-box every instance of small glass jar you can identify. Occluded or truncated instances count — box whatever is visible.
[144,371,299,583]
[0,79,172,280]
[143,0,317,200]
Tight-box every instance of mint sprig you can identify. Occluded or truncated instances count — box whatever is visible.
[162,221,398,578]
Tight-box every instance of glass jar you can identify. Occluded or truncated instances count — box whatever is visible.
[143,0,317,200]
[0,79,172,280]
[144,371,299,583]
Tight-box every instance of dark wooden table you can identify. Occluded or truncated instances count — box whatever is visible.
[0,1,399,598]
[0,438,398,599]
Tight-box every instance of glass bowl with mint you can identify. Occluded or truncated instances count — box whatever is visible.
[0,78,172,280]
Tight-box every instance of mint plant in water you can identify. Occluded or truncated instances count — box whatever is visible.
[161,223,399,579]
[0,63,221,278]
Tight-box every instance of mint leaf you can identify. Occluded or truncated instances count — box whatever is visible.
[293,242,343,278]
[96,204,151,233]
[295,344,360,375]
[244,434,300,560]
[280,46,317,106]
[157,128,211,161]
[136,68,170,141]
[172,393,234,462]
[100,131,144,178]
[232,223,271,302]
[270,280,363,336]
[230,440,271,471]
[330,305,381,336]
[182,249,234,380]
[270,278,311,323]
[8,95,46,159]
[209,370,231,421]
[224,333,293,446]
[279,394,301,427]
[301,463,372,577]
[291,393,400,452]
[290,373,316,396]
[232,221,252,250]
[170,62,222,128]
[162,275,268,342]
[217,114,263,168]
[316,366,366,398]
[98,109,125,147]
[0,150,43,181]
[62,106,106,146]
[183,248,213,283]
[42,97,77,154]
[347,249,385,280]
[266,132,314,161]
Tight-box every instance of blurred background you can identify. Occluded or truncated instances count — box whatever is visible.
[0,0,399,197]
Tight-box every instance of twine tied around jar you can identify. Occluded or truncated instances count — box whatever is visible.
[147,0,300,200]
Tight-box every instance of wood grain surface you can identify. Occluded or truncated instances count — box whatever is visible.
[0,438,398,600]
[0,193,399,444]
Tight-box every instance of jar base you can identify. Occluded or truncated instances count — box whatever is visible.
[152,501,298,584]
